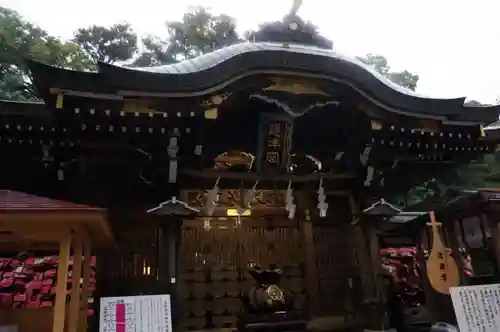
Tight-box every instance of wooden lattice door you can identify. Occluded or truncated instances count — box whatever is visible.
[313,225,361,318]
[179,218,307,331]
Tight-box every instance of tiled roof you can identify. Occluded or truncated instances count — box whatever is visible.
[0,190,102,212]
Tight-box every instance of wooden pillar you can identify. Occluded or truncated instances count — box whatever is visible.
[445,219,467,285]
[157,217,182,286]
[352,225,375,300]
[368,225,384,301]
[167,221,179,284]
[68,235,83,332]
[485,210,500,275]
[161,217,183,331]
[302,211,319,318]
[52,232,72,332]
[365,223,386,329]
[79,239,92,332]
[415,229,435,319]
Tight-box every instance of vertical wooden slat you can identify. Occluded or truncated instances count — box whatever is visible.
[352,225,374,301]
[446,219,467,285]
[68,236,83,332]
[52,232,72,332]
[79,241,92,332]
[366,226,383,301]
[302,216,318,318]
[415,230,434,319]
[484,212,500,276]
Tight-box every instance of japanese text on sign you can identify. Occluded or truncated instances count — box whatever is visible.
[265,122,282,165]
[436,252,448,282]
[100,294,172,332]
[451,284,500,332]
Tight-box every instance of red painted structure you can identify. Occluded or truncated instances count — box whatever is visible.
[0,255,96,315]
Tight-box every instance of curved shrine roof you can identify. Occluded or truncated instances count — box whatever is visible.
[27,42,500,124]
[132,42,428,98]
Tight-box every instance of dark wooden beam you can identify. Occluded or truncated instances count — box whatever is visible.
[183,169,355,181]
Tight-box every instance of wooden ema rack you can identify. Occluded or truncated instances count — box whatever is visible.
[0,191,113,332]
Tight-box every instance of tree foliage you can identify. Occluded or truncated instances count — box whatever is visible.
[1,4,423,102]
[131,6,239,67]
[357,54,419,91]
[464,100,486,107]
[167,7,240,59]
[73,23,138,64]
[0,6,93,100]
[132,35,176,67]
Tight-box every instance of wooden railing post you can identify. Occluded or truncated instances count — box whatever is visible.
[302,211,319,318]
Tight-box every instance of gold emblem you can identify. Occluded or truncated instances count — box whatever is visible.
[263,77,330,96]
[201,92,232,108]
[265,285,284,302]
[266,152,280,164]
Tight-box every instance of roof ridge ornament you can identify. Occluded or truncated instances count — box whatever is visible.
[289,0,303,17]
[248,0,333,49]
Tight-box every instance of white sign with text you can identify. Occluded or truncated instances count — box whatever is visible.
[450,284,500,332]
[99,294,172,332]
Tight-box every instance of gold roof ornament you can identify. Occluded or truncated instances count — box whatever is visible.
[122,99,156,113]
[204,108,218,119]
[201,93,232,119]
[370,119,383,130]
[201,92,232,108]
[418,119,440,133]
[213,151,255,170]
[263,77,330,96]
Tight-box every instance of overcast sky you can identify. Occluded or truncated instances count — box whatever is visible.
[2,0,500,104]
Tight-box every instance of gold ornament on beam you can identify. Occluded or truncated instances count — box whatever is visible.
[370,119,383,130]
[56,93,64,109]
[201,92,231,120]
[201,92,232,119]
[200,93,232,108]
[418,119,440,133]
[122,99,156,113]
[480,125,486,137]
[213,151,255,171]
[263,77,330,96]
[204,108,218,119]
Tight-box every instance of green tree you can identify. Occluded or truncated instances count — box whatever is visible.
[132,35,177,67]
[167,6,239,59]
[0,6,94,100]
[132,6,240,67]
[464,100,486,107]
[357,54,419,91]
[73,23,138,64]
[0,67,30,100]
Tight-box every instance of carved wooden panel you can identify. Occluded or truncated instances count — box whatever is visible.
[182,189,286,213]
[180,218,306,330]
[313,225,361,316]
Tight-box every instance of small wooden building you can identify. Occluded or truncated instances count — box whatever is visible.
[0,10,499,332]
[375,188,500,324]
[0,190,112,332]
